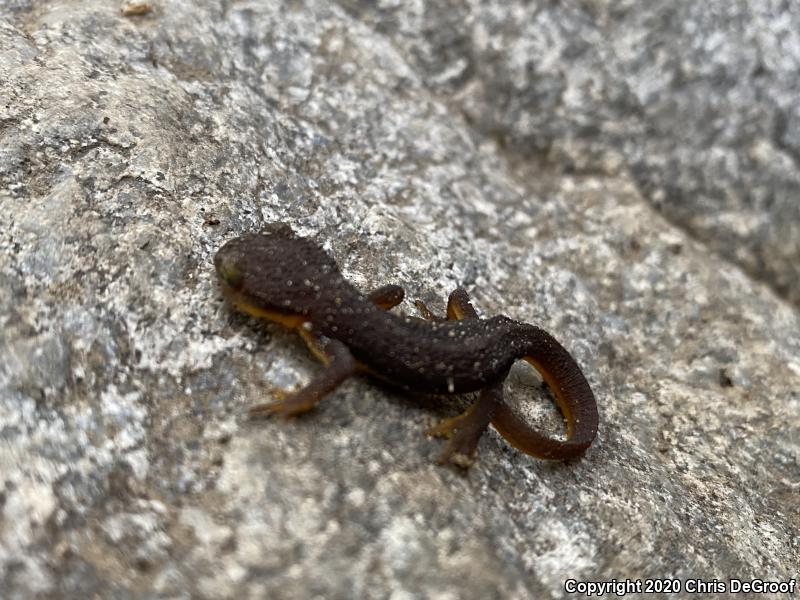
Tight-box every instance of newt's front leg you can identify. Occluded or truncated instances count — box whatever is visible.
[249,329,356,417]
[251,285,400,418]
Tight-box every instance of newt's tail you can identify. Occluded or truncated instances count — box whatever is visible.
[491,324,598,460]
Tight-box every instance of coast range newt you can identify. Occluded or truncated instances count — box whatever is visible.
[214,225,598,467]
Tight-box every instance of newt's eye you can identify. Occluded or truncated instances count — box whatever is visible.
[216,258,243,290]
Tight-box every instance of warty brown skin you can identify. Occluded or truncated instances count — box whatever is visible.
[214,226,598,466]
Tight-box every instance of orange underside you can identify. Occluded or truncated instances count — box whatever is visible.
[221,285,306,329]
[221,284,372,371]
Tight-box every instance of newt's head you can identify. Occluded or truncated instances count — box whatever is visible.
[214,227,339,326]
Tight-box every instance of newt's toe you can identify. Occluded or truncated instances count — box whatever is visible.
[438,448,475,469]
[426,414,465,439]
[248,391,316,418]
[248,401,288,418]
[436,431,480,468]
[429,419,483,468]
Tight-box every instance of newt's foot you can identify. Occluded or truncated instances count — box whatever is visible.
[414,299,445,322]
[426,413,466,438]
[438,429,482,468]
[248,389,316,418]
[427,413,482,468]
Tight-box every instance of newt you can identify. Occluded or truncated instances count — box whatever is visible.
[214,225,598,466]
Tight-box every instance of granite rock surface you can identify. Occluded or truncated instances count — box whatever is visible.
[340,1,800,306]
[1,1,799,599]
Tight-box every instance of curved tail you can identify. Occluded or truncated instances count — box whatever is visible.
[491,324,598,460]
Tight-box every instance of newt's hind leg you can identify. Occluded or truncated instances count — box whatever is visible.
[249,332,356,417]
[370,285,498,466]
[366,283,449,323]
[423,288,500,466]
[428,377,505,467]
[413,299,444,322]
[445,288,478,320]
[415,287,478,322]
[367,284,405,309]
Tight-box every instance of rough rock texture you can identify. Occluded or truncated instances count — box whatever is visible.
[1,1,799,599]
[340,1,800,308]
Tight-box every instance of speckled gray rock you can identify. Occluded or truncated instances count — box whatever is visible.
[339,1,800,307]
[1,2,799,599]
